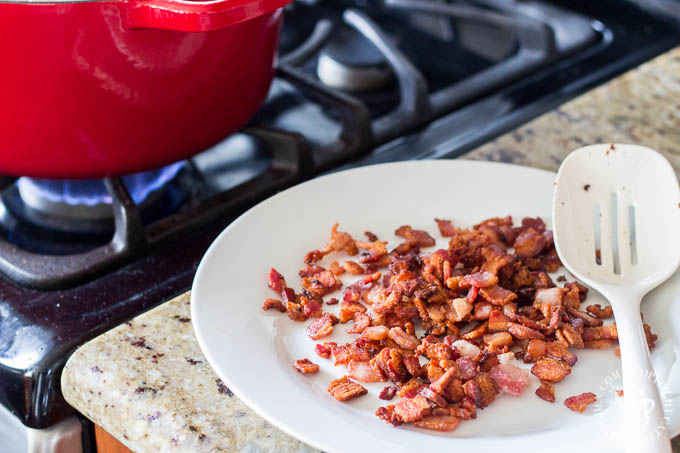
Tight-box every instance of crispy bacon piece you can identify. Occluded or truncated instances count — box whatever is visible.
[449,298,473,322]
[315,343,332,359]
[420,387,449,407]
[483,332,513,351]
[327,297,339,305]
[582,324,618,341]
[451,340,481,361]
[361,326,389,341]
[513,228,548,258]
[566,308,603,327]
[508,322,544,339]
[480,285,517,305]
[403,354,424,378]
[307,314,336,340]
[393,394,433,423]
[535,380,555,402]
[531,357,571,382]
[327,376,367,402]
[342,260,364,275]
[294,358,319,374]
[461,271,498,288]
[329,261,345,276]
[262,298,286,313]
[564,392,597,413]
[455,357,477,380]
[347,312,371,334]
[435,218,456,237]
[299,265,326,278]
[388,327,420,350]
[413,414,461,431]
[301,298,323,318]
[355,240,388,263]
[429,367,457,394]
[560,324,585,348]
[463,373,498,408]
[373,347,408,383]
[348,360,385,382]
[586,304,613,319]
[395,225,436,247]
[286,302,307,322]
[488,310,511,331]
[301,270,342,297]
[488,364,529,396]
[379,385,398,400]
[268,268,287,294]
[534,287,563,306]
[584,339,616,349]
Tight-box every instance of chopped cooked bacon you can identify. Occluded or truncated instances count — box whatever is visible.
[329,261,345,276]
[342,260,364,275]
[531,357,571,382]
[326,297,339,305]
[534,287,563,306]
[488,310,511,331]
[355,240,388,263]
[388,327,420,349]
[566,307,603,327]
[379,385,398,400]
[464,373,498,408]
[286,302,307,322]
[466,286,479,303]
[393,394,432,423]
[560,324,584,348]
[488,364,529,396]
[307,314,336,340]
[301,270,342,297]
[473,301,493,320]
[327,376,367,402]
[365,231,379,242]
[451,340,481,361]
[455,356,477,380]
[435,218,456,237]
[361,325,389,341]
[301,298,322,318]
[299,265,326,278]
[420,387,449,407]
[461,271,498,288]
[323,223,359,257]
[535,380,555,402]
[461,321,488,340]
[262,298,286,312]
[564,392,597,413]
[582,324,618,341]
[586,304,613,319]
[403,354,424,377]
[449,298,473,322]
[546,341,577,366]
[268,268,287,294]
[348,360,385,382]
[315,343,332,359]
[413,414,461,431]
[584,339,616,349]
[304,249,326,265]
[347,312,371,334]
[483,332,513,351]
[395,225,436,247]
[294,358,319,374]
[513,228,548,258]
[508,322,544,339]
[429,367,457,393]
[480,285,517,305]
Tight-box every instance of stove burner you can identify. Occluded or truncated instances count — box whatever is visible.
[317,27,393,92]
[16,162,184,221]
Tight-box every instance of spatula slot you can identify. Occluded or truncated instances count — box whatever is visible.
[611,192,621,275]
[629,205,638,266]
[593,202,601,266]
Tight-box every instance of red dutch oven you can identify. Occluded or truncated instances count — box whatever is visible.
[0,0,293,179]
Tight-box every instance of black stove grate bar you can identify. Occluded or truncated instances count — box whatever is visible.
[0,127,310,290]
[278,19,334,67]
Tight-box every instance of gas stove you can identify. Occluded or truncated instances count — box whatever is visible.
[1,0,679,451]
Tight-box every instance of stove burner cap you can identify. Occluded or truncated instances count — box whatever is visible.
[16,162,184,221]
[317,27,393,92]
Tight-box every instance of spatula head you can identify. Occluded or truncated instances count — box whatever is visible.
[552,144,680,290]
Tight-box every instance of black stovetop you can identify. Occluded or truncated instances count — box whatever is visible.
[1,0,678,429]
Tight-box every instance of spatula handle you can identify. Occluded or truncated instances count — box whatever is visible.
[615,303,671,453]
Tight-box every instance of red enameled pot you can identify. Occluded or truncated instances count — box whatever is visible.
[0,0,292,179]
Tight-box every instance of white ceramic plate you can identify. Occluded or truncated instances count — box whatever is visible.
[192,161,680,453]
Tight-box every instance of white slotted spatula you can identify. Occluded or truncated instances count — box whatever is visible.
[552,143,680,453]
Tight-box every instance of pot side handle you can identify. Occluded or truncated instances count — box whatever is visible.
[122,0,292,32]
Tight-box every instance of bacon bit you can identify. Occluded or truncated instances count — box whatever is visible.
[395,225,436,247]
[480,285,517,305]
[435,218,456,237]
[584,339,616,349]
[429,367,457,393]
[466,285,479,303]
[262,298,286,313]
[473,302,493,320]
[513,228,548,258]
[388,327,421,349]
[488,310,511,331]
[325,223,358,256]
[348,360,385,382]
[586,304,613,319]
[327,376,367,402]
[268,268,287,294]
[347,312,371,334]
[379,385,398,400]
[508,322,544,339]
[564,392,597,413]
[461,321,488,340]
[338,300,367,323]
[644,323,658,349]
[561,323,585,348]
[566,307,603,327]
[449,298,473,322]
[488,364,530,396]
[304,249,326,265]
[451,340,481,361]
[413,414,461,432]
[483,332,513,351]
[616,389,624,397]
[361,325,389,341]
[464,373,498,408]
[420,387,449,407]
[614,346,621,357]
[365,231,379,242]
[455,356,477,380]
[299,265,326,278]
[535,380,555,402]
[301,298,323,318]
[531,357,571,382]
[461,271,498,288]
[534,287,563,306]
[294,358,319,374]
[342,260,364,275]
[393,394,433,423]
[315,343,332,359]
[355,240,388,263]
[286,302,307,322]
[307,314,335,340]
[329,261,345,276]
[403,354,424,377]
[301,270,342,297]
[582,324,618,341]
[326,297,339,305]
[546,341,577,366]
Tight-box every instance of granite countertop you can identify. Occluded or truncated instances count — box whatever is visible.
[62,47,680,452]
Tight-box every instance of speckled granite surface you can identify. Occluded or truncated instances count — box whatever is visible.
[63,47,680,452]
